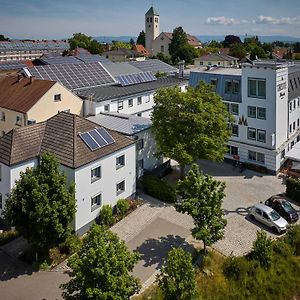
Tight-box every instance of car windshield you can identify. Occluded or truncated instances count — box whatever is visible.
[281,200,294,213]
[269,210,280,221]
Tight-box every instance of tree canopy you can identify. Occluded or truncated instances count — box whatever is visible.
[110,40,132,50]
[157,248,198,300]
[176,164,227,252]
[61,224,140,300]
[69,33,104,54]
[151,82,232,177]
[0,34,9,41]
[136,30,146,47]
[229,43,247,59]
[4,152,76,254]
[222,35,242,47]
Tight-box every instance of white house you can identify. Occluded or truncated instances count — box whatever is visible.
[189,60,300,174]
[0,112,136,235]
[88,112,163,178]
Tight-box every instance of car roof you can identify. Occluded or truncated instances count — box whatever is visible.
[254,203,273,213]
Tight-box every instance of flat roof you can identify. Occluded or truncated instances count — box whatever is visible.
[286,145,300,162]
[191,67,242,76]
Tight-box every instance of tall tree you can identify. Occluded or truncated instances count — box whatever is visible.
[229,43,247,59]
[249,45,267,60]
[176,164,227,253]
[222,35,242,47]
[61,225,140,300]
[4,152,76,255]
[111,40,132,50]
[168,26,188,62]
[69,33,104,54]
[157,248,198,300]
[136,30,146,47]
[129,38,135,46]
[151,82,232,178]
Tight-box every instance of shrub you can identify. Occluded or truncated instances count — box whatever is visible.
[284,224,300,255]
[286,177,300,201]
[59,234,82,255]
[142,175,176,203]
[116,199,129,218]
[223,256,249,281]
[272,239,294,258]
[98,205,115,226]
[0,230,19,246]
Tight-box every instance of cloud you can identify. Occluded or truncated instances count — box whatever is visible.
[254,15,300,25]
[206,16,237,26]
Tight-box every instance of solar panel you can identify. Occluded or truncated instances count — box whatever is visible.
[40,56,82,65]
[80,127,115,151]
[116,71,157,87]
[128,59,177,74]
[75,54,111,64]
[27,62,116,90]
[0,61,26,71]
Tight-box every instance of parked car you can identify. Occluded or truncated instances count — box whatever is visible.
[249,203,288,234]
[265,196,299,223]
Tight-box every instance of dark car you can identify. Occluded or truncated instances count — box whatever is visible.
[265,196,299,223]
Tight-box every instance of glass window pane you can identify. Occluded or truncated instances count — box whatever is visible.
[258,80,266,98]
[248,79,256,97]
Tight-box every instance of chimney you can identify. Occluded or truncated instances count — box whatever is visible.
[29,76,35,84]
[178,60,185,79]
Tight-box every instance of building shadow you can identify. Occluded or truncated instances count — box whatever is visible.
[135,234,194,269]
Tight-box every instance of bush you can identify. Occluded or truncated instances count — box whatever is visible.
[142,175,176,203]
[284,224,300,255]
[59,234,82,255]
[98,205,115,226]
[286,177,300,201]
[223,256,250,281]
[272,239,294,258]
[0,230,19,245]
[116,199,129,218]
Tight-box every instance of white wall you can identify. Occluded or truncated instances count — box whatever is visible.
[74,144,136,232]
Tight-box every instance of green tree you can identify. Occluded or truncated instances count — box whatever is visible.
[176,164,227,253]
[168,26,189,63]
[136,30,146,47]
[249,45,267,60]
[229,43,247,59]
[111,40,132,50]
[0,34,9,41]
[4,152,76,255]
[61,225,140,300]
[155,52,172,65]
[129,38,135,46]
[69,33,104,54]
[207,40,222,48]
[176,44,199,64]
[157,248,197,300]
[222,35,242,47]
[151,82,232,178]
[251,231,273,269]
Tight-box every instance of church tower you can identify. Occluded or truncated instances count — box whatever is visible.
[145,6,159,54]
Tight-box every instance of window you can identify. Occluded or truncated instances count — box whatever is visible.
[91,193,102,211]
[257,129,266,143]
[128,99,133,107]
[0,111,5,121]
[248,78,266,99]
[281,149,285,160]
[290,124,292,133]
[248,151,265,164]
[116,180,125,195]
[91,166,101,182]
[104,104,110,112]
[161,45,164,53]
[232,80,239,94]
[248,106,256,118]
[257,153,265,163]
[294,100,296,109]
[210,79,217,91]
[225,80,232,94]
[54,94,61,101]
[146,95,150,103]
[116,154,125,169]
[231,124,239,137]
[0,165,1,181]
[138,159,144,169]
[118,101,123,110]
[248,150,256,161]
[137,139,144,150]
[291,141,295,148]
[137,96,142,105]
[16,116,22,125]
[0,193,2,210]
[231,103,239,115]
[248,128,256,140]
[298,119,300,127]
[257,107,266,120]
[293,121,296,130]
[290,102,293,112]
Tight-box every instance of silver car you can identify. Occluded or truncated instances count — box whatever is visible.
[249,203,288,234]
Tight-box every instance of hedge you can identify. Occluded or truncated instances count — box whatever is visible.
[142,175,176,203]
[286,177,300,201]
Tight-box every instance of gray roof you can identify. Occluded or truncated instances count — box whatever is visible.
[0,60,27,71]
[77,76,187,102]
[197,53,238,62]
[128,59,178,74]
[145,6,159,16]
[88,112,152,135]
[104,62,142,77]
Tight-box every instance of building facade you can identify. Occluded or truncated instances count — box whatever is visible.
[145,7,160,54]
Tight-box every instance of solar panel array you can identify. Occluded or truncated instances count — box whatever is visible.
[79,127,115,151]
[116,71,157,86]
[40,56,82,65]
[0,61,27,71]
[0,41,69,51]
[76,54,111,64]
[128,59,178,74]
[28,62,116,90]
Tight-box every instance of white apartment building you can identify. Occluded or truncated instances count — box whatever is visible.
[0,112,136,235]
[189,60,300,174]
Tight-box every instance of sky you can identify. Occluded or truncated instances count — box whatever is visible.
[0,0,300,39]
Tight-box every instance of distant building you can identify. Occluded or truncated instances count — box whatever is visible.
[0,75,83,136]
[0,40,69,62]
[194,53,239,68]
[102,48,144,63]
[132,44,150,57]
[145,6,201,56]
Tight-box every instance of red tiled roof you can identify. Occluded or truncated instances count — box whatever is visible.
[132,44,150,56]
[0,75,56,113]
[162,32,201,47]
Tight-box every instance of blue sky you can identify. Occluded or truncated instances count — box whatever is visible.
[0,0,299,39]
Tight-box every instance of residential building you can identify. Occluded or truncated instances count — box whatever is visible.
[132,44,151,57]
[144,6,201,55]
[189,60,300,174]
[0,112,136,234]
[102,48,144,63]
[0,40,69,61]
[88,112,163,178]
[0,75,83,136]
[194,53,239,68]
